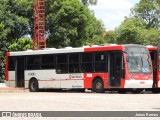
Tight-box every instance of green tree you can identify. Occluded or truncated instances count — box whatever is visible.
[0,0,104,82]
[0,0,32,82]
[81,0,98,6]
[0,0,33,40]
[0,23,10,82]
[46,0,105,48]
[9,38,32,51]
[116,17,145,44]
[139,28,160,45]
[104,31,118,44]
[116,0,160,45]
[131,0,160,29]
[116,17,160,45]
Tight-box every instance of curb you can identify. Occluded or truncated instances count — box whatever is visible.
[0,87,25,90]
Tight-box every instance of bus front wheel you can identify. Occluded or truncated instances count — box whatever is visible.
[29,79,39,92]
[93,78,105,93]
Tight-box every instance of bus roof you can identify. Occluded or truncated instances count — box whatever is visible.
[8,44,146,56]
[147,46,157,51]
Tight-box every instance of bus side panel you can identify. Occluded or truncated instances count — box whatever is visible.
[83,73,108,89]
[24,80,58,89]
[25,70,62,89]
[5,52,17,88]
[24,81,29,89]
[61,80,84,88]
[25,70,85,89]
[6,71,16,87]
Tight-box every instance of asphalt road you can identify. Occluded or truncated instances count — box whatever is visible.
[0,90,160,120]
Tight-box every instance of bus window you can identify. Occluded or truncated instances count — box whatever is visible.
[27,56,41,70]
[95,52,107,72]
[126,47,152,74]
[8,56,15,71]
[41,55,55,69]
[57,54,68,73]
[69,54,80,73]
[81,53,93,72]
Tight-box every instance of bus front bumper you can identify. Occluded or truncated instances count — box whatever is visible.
[124,80,153,88]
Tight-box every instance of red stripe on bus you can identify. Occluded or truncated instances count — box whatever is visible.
[38,79,84,81]
[84,46,123,52]
[5,52,10,81]
[148,47,157,51]
[7,79,84,82]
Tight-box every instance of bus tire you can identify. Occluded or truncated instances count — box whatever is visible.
[93,78,105,93]
[29,78,39,92]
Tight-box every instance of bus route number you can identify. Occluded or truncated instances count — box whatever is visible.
[28,72,36,76]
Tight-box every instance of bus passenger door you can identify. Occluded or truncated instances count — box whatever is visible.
[16,57,25,87]
[108,51,122,87]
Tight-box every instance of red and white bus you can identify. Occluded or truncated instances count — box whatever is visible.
[147,46,160,93]
[5,44,153,93]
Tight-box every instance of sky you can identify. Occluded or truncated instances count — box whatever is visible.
[89,0,140,30]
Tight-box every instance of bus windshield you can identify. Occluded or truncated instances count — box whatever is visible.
[125,46,152,74]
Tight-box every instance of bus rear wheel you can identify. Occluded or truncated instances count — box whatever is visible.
[93,78,105,93]
[29,79,39,92]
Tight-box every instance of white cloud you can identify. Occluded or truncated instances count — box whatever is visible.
[89,0,140,30]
